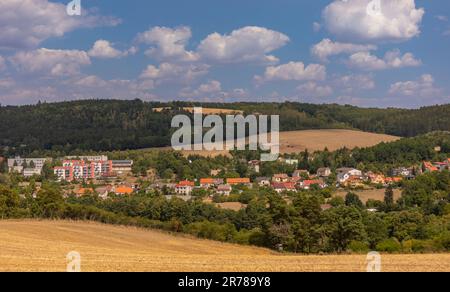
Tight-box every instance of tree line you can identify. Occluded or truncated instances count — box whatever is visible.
[1,100,449,155]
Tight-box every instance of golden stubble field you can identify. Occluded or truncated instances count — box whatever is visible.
[0,220,448,272]
[153,129,400,158]
[334,189,403,203]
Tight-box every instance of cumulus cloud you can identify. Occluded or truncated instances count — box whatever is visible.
[389,74,442,97]
[255,62,327,84]
[323,0,425,42]
[297,82,333,98]
[179,80,223,98]
[10,48,91,76]
[88,40,137,59]
[348,50,421,70]
[334,74,375,92]
[136,26,199,62]
[140,62,209,85]
[311,39,377,62]
[0,0,121,49]
[197,26,289,64]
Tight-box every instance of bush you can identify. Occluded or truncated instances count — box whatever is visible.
[348,241,370,253]
[403,239,434,253]
[376,238,402,253]
[432,232,450,251]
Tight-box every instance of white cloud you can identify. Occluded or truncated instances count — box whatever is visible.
[255,62,327,83]
[0,0,121,49]
[198,26,289,64]
[137,26,198,62]
[348,50,421,70]
[140,62,209,85]
[334,74,375,92]
[10,48,91,76]
[179,80,223,98]
[297,82,333,98]
[311,39,377,62]
[389,74,442,97]
[323,0,425,42]
[88,40,137,59]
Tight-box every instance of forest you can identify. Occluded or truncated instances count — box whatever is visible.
[0,100,449,155]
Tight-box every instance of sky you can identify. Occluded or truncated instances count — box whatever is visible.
[0,0,449,108]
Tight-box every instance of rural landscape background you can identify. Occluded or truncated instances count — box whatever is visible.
[1,0,450,273]
[0,101,449,272]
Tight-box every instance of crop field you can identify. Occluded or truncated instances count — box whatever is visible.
[0,220,448,272]
[334,188,403,203]
[153,129,400,157]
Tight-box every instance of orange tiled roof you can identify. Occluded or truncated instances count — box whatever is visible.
[200,178,214,184]
[177,180,195,187]
[75,188,94,195]
[115,186,133,195]
[227,178,250,184]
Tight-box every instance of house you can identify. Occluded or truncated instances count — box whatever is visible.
[272,173,289,183]
[391,167,413,177]
[74,188,95,197]
[337,168,362,184]
[272,182,296,194]
[54,159,113,181]
[95,185,113,199]
[210,169,221,176]
[316,167,331,178]
[248,160,260,173]
[385,177,403,184]
[283,159,299,165]
[200,178,224,188]
[292,170,310,178]
[343,176,365,188]
[7,156,47,177]
[216,184,232,196]
[66,155,108,162]
[423,161,438,172]
[226,178,251,186]
[255,177,271,187]
[114,185,134,196]
[366,172,386,185]
[299,179,327,190]
[111,160,133,174]
[175,180,195,195]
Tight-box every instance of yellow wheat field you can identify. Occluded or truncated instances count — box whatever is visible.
[151,129,400,158]
[0,220,448,272]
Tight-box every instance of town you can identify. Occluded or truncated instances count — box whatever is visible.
[3,153,449,212]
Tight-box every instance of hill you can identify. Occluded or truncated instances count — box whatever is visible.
[0,220,449,272]
[0,100,448,155]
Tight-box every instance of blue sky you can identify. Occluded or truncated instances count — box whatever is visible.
[0,0,449,108]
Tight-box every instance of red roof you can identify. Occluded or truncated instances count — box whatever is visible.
[200,178,214,184]
[303,179,323,186]
[177,180,195,187]
[227,178,250,185]
[272,182,296,190]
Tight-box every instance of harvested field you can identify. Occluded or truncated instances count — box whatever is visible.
[334,188,402,203]
[151,129,400,158]
[0,220,448,272]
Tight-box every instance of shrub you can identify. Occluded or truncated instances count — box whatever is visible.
[376,238,402,253]
[348,241,370,253]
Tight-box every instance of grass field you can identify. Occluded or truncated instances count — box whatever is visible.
[334,188,403,203]
[155,129,400,157]
[0,220,448,272]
